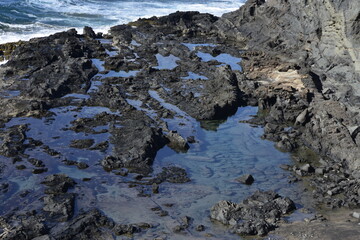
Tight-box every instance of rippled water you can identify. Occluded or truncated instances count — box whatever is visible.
[90,107,309,239]
[151,107,305,219]
[0,101,312,238]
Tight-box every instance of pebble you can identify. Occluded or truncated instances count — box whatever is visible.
[351,212,360,219]
[196,224,205,231]
[300,164,314,173]
[315,168,325,175]
[158,210,168,217]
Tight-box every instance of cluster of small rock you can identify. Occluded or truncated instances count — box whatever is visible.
[210,191,296,236]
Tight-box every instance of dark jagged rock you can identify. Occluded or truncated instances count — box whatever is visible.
[152,166,191,184]
[113,224,140,236]
[41,174,76,194]
[102,112,168,173]
[83,26,97,39]
[41,174,77,222]
[32,168,48,174]
[43,193,75,222]
[69,139,95,149]
[210,191,296,236]
[174,65,242,120]
[165,130,189,152]
[0,215,48,240]
[0,124,27,157]
[0,182,9,194]
[1,1,360,239]
[235,174,254,185]
[48,209,115,240]
[216,0,360,173]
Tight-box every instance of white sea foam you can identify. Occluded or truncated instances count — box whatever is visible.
[1,0,245,44]
[0,60,8,66]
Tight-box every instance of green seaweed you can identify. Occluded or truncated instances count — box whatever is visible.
[0,41,24,60]
[292,146,321,166]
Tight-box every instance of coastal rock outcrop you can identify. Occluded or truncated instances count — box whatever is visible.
[1,1,360,239]
[210,191,296,236]
[215,0,360,173]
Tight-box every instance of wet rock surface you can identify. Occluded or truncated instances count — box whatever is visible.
[0,1,359,238]
[211,191,296,236]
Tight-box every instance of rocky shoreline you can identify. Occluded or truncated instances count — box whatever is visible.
[0,0,360,239]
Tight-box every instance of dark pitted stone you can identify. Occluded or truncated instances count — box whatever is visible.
[69,139,95,149]
[196,224,205,232]
[42,174,76,194]
[113,224,140,236]
[166,130,189,152]
[43,193,75,222]
[235,174,254,185]
[48,209,115,239]
[83,26,97,39]
[32,168,48,174]
[210,191,296,236]
[152,166,190,184]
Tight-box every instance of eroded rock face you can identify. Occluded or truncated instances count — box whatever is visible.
[215,0,360,172]
[210,191,296,236]
[42,174,76,194]
[102,112,168,173]
[0,214,47,240]
[1,30,99,99]
[42,174,76,222]
[48,209,115,240]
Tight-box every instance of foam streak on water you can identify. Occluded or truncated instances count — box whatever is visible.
[0,0,246,44]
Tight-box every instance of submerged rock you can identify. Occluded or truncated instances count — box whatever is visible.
[42,174,76,194]
[69,139,95,149]
[48,209,115,239]
[235,174,254,185]
[152,166,191,184]
[166,130,190,152]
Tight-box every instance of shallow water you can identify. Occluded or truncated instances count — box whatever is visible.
[154,53,180,70]
[149,89,196,136]
[86,58,140,95]
[0,105,121,215]
[197,51,242,71]
[182,72,208,80]
[152,107,302,215]
[125,98,158,119]
[0,102,311,238]
[91,58,105,72]
[0,90,20,98]
[91,107,309,239]
[62,93,90,100]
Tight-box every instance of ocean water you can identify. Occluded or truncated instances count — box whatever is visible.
[0,0,245,44]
